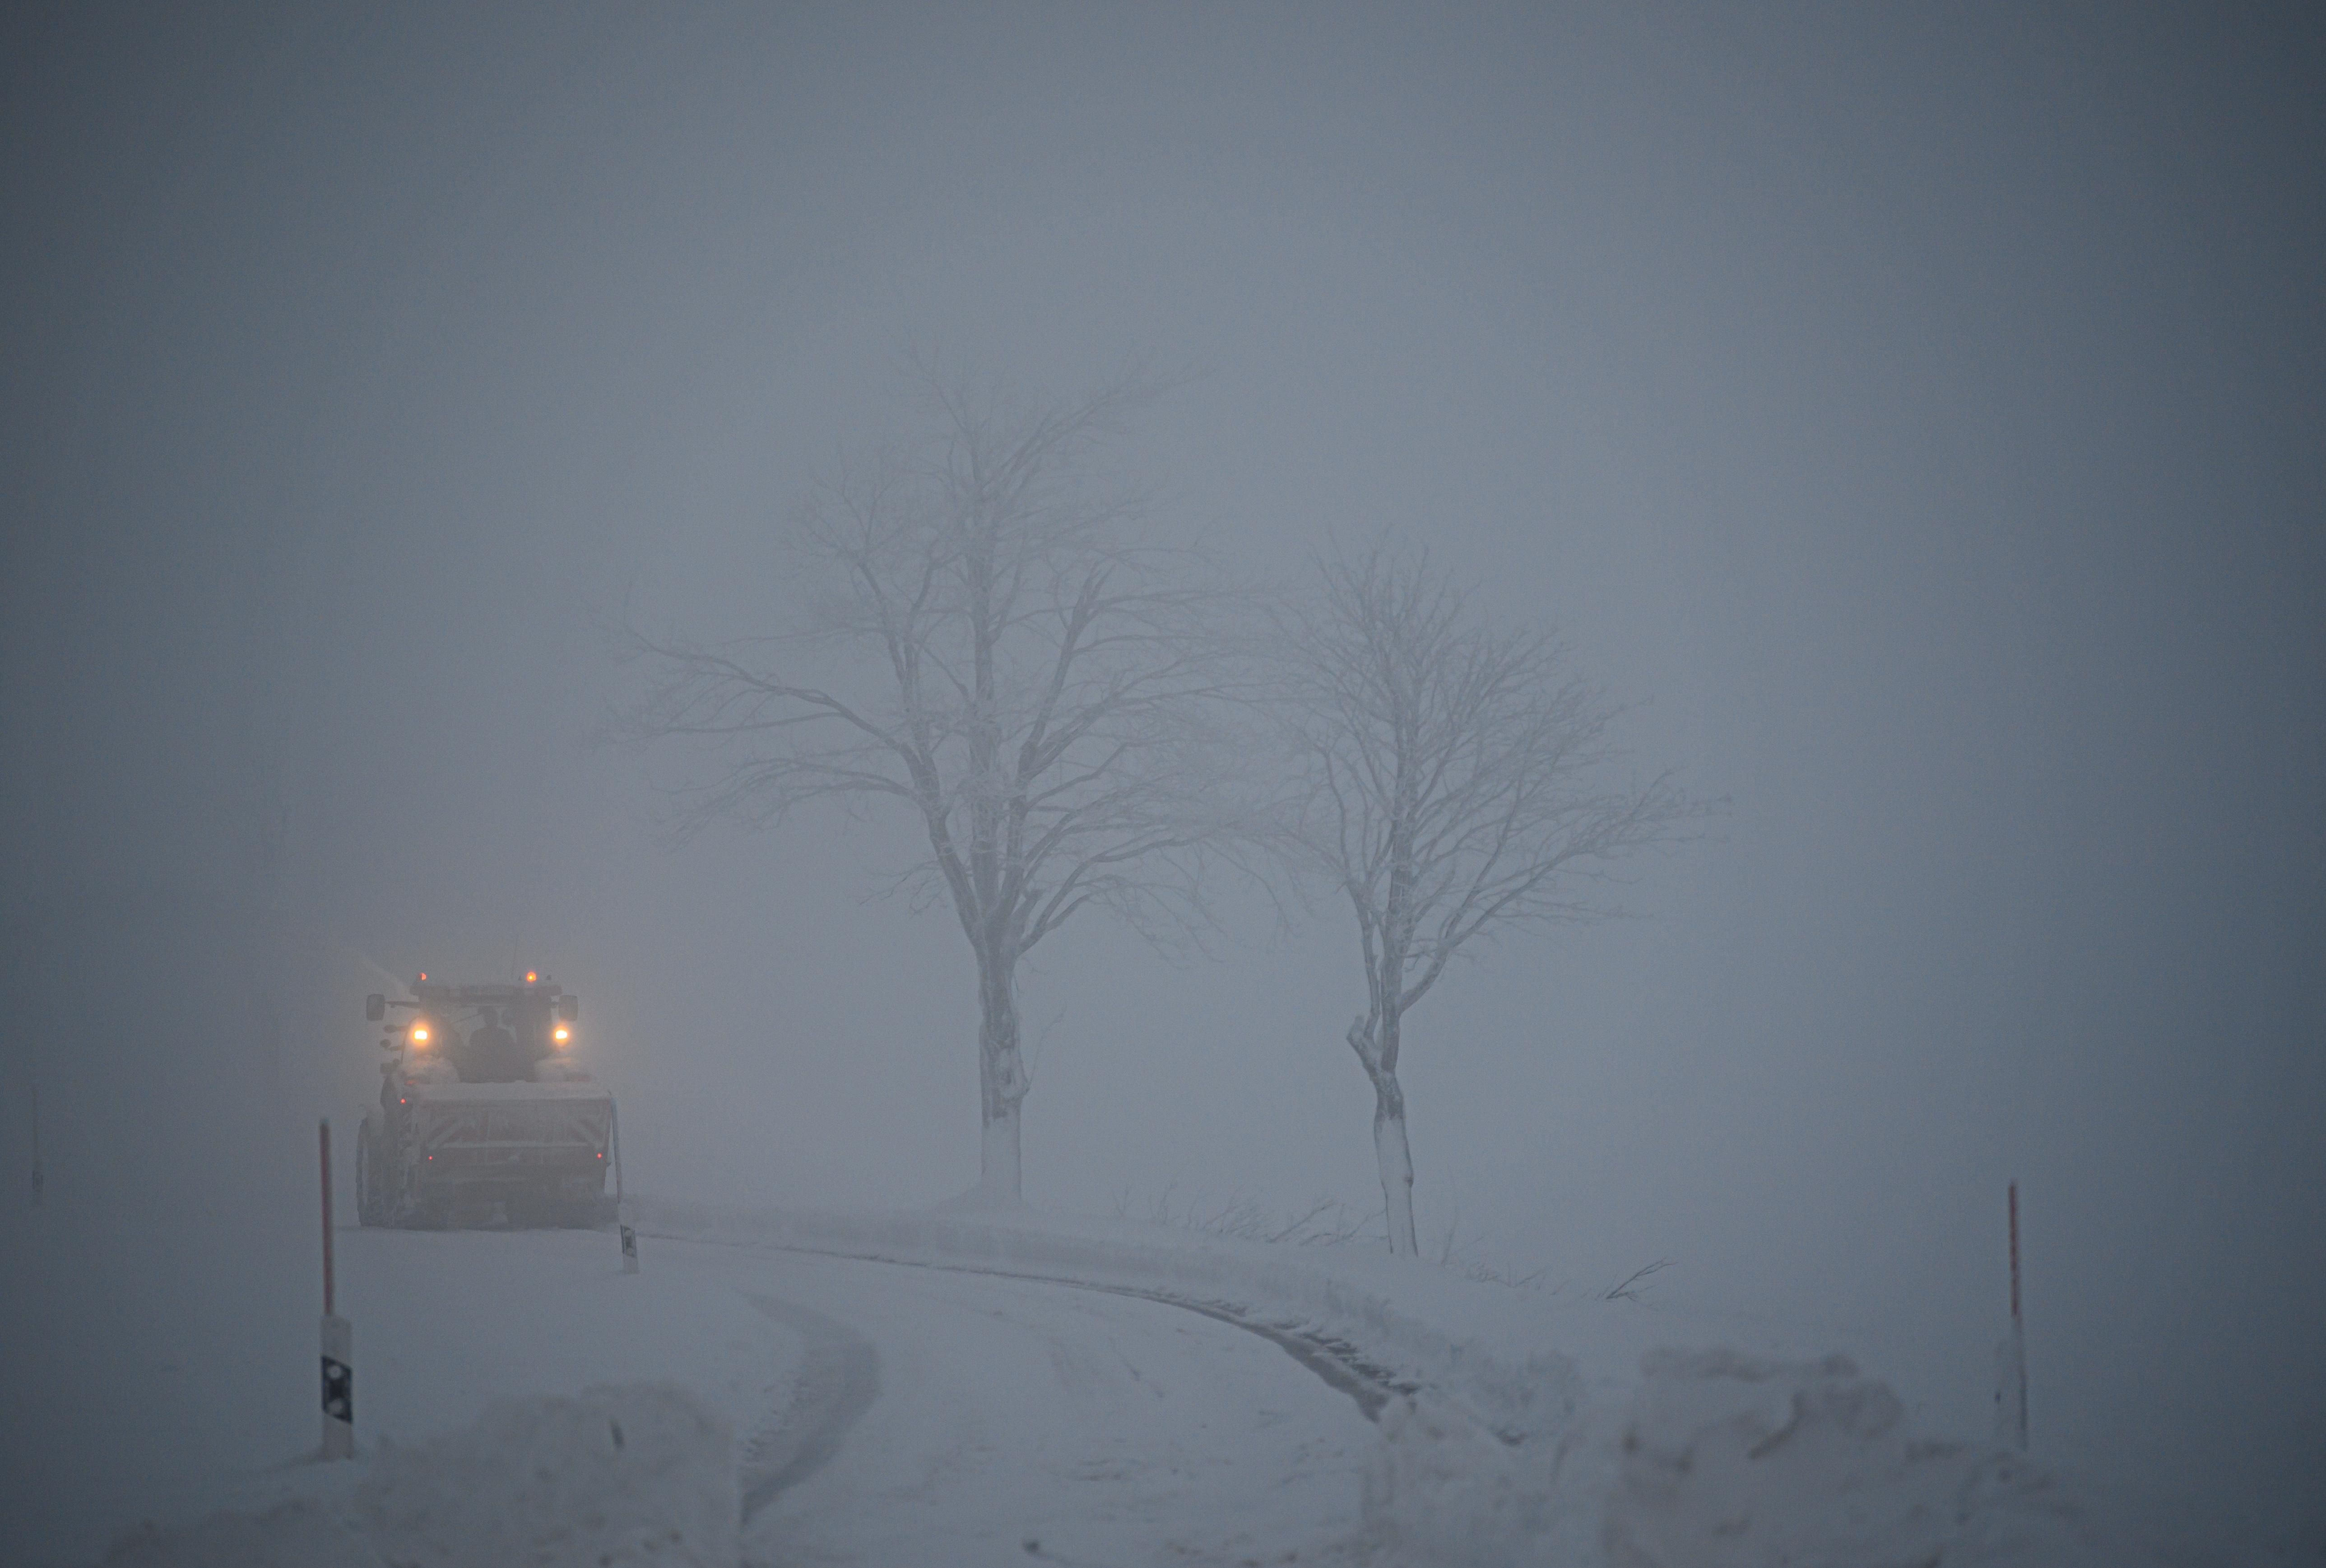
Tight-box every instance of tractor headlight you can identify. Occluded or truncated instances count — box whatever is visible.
[552,1025,571,1046]
[410,1021,432,1047]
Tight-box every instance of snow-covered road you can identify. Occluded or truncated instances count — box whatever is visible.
[22,1226,1377,1566]
[723,1248,1374,1565]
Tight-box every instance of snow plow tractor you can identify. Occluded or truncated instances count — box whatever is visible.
[356,971,620,1229]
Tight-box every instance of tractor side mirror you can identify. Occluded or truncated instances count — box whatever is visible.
[557,995,580,1023]
[366,993,386,1022]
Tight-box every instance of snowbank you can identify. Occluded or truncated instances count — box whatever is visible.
[1358,1392,1617,1566]
[96,1383,736,1568]
[1616,1348,2122,1567]
[1363,1351,2166,1568]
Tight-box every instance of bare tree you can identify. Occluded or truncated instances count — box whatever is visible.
[1272,547,1690,1254]
[624,365,1244,1202]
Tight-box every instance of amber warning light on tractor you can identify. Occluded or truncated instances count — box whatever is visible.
[525,970,538,984]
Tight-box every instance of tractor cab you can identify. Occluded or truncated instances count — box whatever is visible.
[370,972,582,1086]
[358,968,615,1228]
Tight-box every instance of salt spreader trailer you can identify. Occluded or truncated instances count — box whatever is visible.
[356,970,620,1228]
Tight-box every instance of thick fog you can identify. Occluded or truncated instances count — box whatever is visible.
[5,2,2320,1552]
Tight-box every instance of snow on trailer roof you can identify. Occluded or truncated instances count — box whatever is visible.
[413,980,569,1004]
[404,1080,612,1102]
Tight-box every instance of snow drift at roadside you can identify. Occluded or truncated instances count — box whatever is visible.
[1364,1350,2200,1567]
[97,1383,735,1568]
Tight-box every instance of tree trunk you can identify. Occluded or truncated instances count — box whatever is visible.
[976,955,1027,1202]
[1373,1073,1417,1255]
[1348,1007,1419,1255]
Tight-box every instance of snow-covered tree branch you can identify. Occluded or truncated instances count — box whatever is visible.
[622,362,1251,1201]
[1271,546,1692,1254]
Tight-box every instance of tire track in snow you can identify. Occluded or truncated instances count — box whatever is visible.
[736,1294,880,1523]
[1065,1280,1416,1421]
[858,1257,1419,1423]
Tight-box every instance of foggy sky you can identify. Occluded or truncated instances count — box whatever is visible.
[5,3,2321,1551]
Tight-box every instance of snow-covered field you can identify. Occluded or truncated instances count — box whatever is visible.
[11,1201,2302,1567]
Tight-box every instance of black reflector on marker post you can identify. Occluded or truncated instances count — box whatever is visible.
[320,1119,353,1459]
[620,1221,640,1274]
[321,1315,353,1442]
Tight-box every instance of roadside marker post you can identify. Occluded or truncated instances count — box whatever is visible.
[611,1102,637,1273]
[1992,1179,2029,1452]
[320,1119,354,1459]
[28,1079,42,1208]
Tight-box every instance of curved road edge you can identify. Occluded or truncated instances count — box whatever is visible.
[677,1230,1421,1526]
[736,1293,880,1523]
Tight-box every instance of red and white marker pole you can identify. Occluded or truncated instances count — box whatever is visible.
[319,1119,354,1459]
